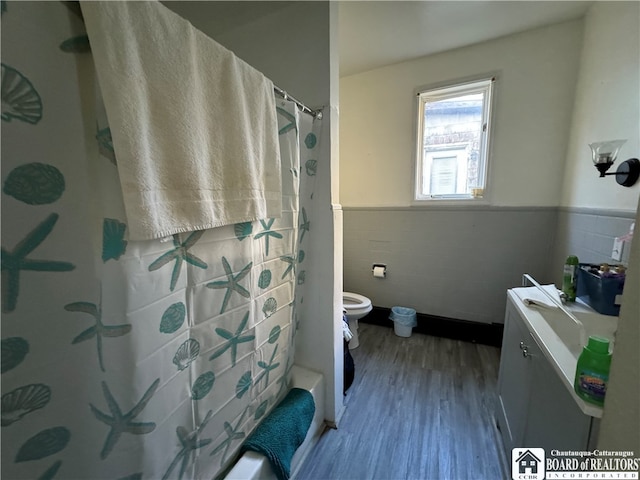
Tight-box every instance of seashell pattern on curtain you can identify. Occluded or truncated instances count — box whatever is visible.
[0,2,322,479]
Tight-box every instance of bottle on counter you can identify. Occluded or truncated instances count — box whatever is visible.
[574,336,612,406]
[562,255,579,302]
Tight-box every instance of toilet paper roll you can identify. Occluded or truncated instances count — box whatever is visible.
[373,266,386,278]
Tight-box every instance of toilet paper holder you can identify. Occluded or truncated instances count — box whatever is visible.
[372,263,387,278]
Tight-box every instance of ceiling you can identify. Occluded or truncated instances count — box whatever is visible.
[339,1,594,76]
[164,1,594,78]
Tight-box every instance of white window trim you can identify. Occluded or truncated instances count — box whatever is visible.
[412,74,497,204]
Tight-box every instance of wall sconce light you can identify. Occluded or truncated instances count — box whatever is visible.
[589,139,640,187]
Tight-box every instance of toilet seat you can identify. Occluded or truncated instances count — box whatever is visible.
[342,292,372,350]
[343,292,372,310]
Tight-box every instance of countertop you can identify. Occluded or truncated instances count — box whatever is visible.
[508,287,618,419]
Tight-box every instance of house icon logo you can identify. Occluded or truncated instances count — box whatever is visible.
[511,448,545,480]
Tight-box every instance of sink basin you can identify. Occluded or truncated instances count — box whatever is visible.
[540,308,617,358]
[510,287,617,417]
[512,287,618,358]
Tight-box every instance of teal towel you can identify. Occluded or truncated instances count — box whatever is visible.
[241,388,315,480]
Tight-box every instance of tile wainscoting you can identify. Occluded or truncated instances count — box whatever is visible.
[343,206,636,325]
[551,207,635,285]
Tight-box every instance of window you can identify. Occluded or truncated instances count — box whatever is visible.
[415,76,494,201]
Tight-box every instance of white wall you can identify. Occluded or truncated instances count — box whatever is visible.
[340,20,583,207]
[165,1,344,423]
[340,20,584,324]
[560,2,640,212]
[598,199,640,453]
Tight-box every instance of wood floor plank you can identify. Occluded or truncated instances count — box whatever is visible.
[296,323,509,480]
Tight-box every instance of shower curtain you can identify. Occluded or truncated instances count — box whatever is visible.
[1,2,322,479]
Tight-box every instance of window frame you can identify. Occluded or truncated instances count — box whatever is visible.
[413,74,497,203]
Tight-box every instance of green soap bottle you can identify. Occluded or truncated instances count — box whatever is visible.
[574,336,612,406]
[562,255,579,302]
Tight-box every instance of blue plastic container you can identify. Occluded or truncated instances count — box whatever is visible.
[576,265,624,316]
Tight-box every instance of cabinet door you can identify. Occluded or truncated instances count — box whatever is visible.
[496,301,535,452]
[524,332,592,451]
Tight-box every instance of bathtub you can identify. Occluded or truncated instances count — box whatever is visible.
[225,365,325,480]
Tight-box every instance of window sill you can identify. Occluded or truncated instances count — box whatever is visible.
[411,197,491,208]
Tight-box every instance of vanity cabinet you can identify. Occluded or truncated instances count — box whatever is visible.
[496,294,598,456]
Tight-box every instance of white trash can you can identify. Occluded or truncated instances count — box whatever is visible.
[389,306,417,337]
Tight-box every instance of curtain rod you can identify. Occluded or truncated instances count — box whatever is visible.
[274,86,323,119]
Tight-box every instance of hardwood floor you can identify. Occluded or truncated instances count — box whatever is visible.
[296,323,510,480]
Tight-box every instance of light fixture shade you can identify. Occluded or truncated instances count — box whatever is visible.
[589,139,626,176]
[589,139,626,165]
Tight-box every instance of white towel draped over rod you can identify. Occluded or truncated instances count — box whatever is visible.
[82,0,284,240]
[61,1,323,120]
[273,85,323,119]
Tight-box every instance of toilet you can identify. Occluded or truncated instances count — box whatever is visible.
[342,292,372,349]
